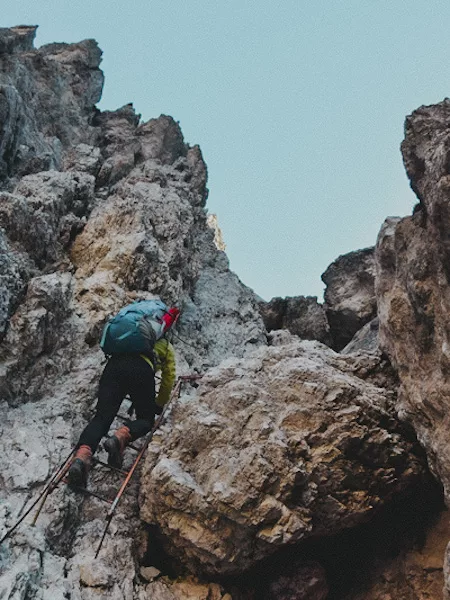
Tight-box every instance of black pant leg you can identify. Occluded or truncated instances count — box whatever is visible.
[126,358,156,440]
[77,359,126,452]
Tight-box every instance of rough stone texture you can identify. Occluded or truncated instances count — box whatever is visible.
[0,26,37,54]
[207,213,226,251]
[69,158,266,373]
[322,247,377,351]
[376,100,450,505]
[136,577,231,600]
[0,26,266,600]
[0,171,95,268]
[341,317,379,355]
[0,25,447,600]
[266,561,329,600]
[259,295,332,346]
[344,509,450,600]
[373,100,450,599]
[140,332,427,577]
[0,230,34,340]
[443,535,450,600]
[0,26,103,182]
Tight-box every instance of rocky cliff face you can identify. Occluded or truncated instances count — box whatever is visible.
[0,26,103,183]
[322,248,377,351]
[376,102,450,496]
[0,26,448,600]
[259,249,377,354]
[0,27,266,600]
[375,100,450,599]
[259,296,332,346]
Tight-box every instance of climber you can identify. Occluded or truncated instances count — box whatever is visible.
[67,299,179,488]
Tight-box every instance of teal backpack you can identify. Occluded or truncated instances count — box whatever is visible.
[100,299,168,355]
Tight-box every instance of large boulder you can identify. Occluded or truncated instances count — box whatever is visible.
[322,248,377,351]
[140,333,427,577]
[341,317,379,355]
[259,295,332,346]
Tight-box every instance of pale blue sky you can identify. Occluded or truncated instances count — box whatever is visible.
[3,2,448,300]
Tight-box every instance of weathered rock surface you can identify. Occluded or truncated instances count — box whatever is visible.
[140,332,427,577]
[322,247,377,351]
[207,213,226,251]
[0,26,266,600]
[0,230,33,340]
[136,577,231,600]
[0,24,447,600]
[259,295,332,346]
[344,509,450,600]
[376,100,450,508]
[341,317,379,355]
[0,26,103,182]
[265,561,329,600]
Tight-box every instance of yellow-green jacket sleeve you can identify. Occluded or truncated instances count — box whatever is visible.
[154,339,176,407]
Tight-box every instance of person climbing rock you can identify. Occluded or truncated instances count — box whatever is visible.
[67,299,178,488]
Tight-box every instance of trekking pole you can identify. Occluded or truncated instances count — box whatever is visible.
[0,448,75,544]
[31,451,76,526]
[95,374,201,558]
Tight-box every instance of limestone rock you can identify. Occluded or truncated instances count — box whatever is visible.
[0,271,76,404]
[0,24,445,600]
[0,31,103,182]
[345,509,450,600]
[0,230,33,340]
[341,317,379,355]
[259,295,332,345]
[69,158,266,371]
[322,248,376,351]
[376,99,450,501]
[207,213,226,251]
[0,25,266,600]
[93,104,141,187]
[140,566,161,582]
[62,143,102,175]
[136,577,230,600]
[267,561,328,600]
[140,335,427,577]
[0,526,68,600]
[0,26,37,54]
[138,114,187,165]
[180,264,267,369]
[0,171,95,268]
[443,538,450,600]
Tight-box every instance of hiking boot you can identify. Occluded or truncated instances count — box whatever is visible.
[104,426,131,468]
[67,445,92,489]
